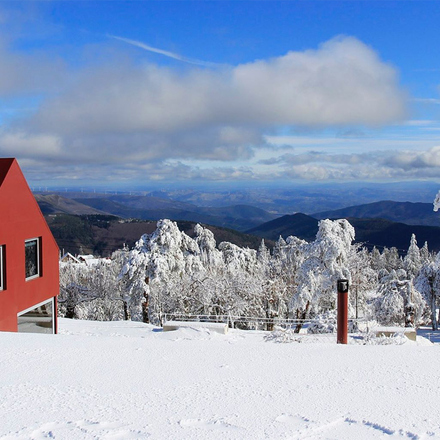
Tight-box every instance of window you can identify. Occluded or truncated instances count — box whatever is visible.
[0,245,4,290]
[25,238,40,280]
[17,298,55,334]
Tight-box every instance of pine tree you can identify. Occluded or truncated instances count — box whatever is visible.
[404,234,421,279]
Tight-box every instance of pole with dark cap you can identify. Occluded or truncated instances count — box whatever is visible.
[337,279,349,344]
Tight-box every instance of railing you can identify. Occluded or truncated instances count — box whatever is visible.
[150,312,367,332]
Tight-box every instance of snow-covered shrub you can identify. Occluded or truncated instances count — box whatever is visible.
[307,310,337,334]
[352,331,408,345]
[264,328,303,343]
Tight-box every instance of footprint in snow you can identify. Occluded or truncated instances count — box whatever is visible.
[6,420,150,440]
[273,414,427,439]
[179,417,241,431]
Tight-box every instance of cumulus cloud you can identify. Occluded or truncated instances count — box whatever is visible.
[254,145,440,182]
[0,33,409,182]
[232,36,406,126]
[32,36,406,133]
[0,38,65,97]
[0,130,62,157]
[382,146,440,170]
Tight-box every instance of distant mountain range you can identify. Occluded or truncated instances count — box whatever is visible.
[313,200,440,227]
[37,193,277,231]
[247,214,440,253]
[35,194,106,216]
[132,181,440,214]
[36,192,440,254]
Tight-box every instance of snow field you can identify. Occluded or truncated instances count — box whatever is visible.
[0,318,440,439]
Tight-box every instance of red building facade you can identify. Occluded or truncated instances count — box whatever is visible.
[0,158,59,333]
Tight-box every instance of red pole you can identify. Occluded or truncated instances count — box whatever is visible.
[337,279,349,344]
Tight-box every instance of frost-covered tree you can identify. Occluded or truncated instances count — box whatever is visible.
[404,234,422,279]
[194,224,223,267]
[382,247,403,272]
[59,257,127,321]
[420,241,431,265]
[348,244,378,319]
[121,219,205,323]
[370,247,384,272]
[374,269,425,327]
[415,256,440,330]
[433,190,440,212]
[290,219,355,331]
[61,215,432,331]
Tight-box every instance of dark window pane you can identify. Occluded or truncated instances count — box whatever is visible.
[25,239,39,279]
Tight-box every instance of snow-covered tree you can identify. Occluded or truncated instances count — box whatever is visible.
[404,234,422,279]
[374,269,425,327]
[290,219,355,331]
[59,257,127,321]
[382,247,403,272]
[433,190,440,212]
[415,256,440,330]
[420,241,431,265]
[348,244,378,319]
[121,219,205,323]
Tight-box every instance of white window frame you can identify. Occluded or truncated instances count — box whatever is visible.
[0,245,4,290]
[17,298,55,334]
[25,238,40,281]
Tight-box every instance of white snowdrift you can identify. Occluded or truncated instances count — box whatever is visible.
[0,319,439,439]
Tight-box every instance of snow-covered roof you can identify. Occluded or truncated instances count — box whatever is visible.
[59,252,81,264]
[77,254,96,261]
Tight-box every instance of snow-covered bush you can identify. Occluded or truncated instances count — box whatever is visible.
[307,310,337,334]
[352,331,408,345]
[264,328,303,343]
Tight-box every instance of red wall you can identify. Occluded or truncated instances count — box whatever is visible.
[0,159,59,332]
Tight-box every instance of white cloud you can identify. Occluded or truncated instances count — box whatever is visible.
[27,36,406,147]
[0,131,62,157]
[231,36,406,126]
[0,34,409,182]
[0,38,65,97]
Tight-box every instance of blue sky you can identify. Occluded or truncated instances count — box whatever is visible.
[1,1,440,189]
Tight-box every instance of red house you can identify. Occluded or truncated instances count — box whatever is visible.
[0,158,59,333]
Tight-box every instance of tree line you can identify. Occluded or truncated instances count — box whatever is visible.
[59,218,439,331]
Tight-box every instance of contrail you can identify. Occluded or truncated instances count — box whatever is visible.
[108,34,218,67]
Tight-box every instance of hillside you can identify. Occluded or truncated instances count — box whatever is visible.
[73,196,276,231]
[247,213,440,253]
[314,200,440,227]
[35,194,107,216]
[47,214,272,257]
[348,217,440,252]
[247,213,319,242]
[39,194,440,255]
[35,192,276,231]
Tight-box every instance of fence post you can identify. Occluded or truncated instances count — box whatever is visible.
[337,279,349,344]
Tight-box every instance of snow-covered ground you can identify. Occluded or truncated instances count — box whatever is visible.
[1,319,440,439]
